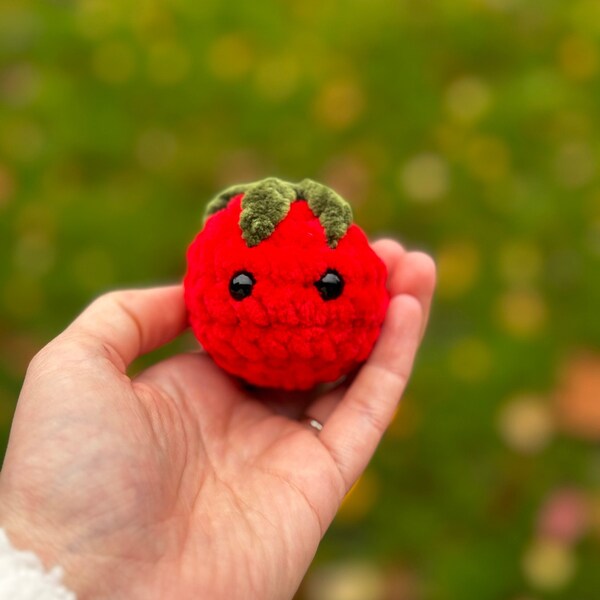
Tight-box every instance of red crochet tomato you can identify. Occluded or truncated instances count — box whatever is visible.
[184,178,389,390]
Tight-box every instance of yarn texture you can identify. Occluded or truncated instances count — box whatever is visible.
[184,178,390,390]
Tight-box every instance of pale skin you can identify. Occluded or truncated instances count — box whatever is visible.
[0,240,435,600]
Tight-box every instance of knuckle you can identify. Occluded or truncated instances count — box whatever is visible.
[26,339,64,378]
[26,346,49,375]
[26,333,99,380]
[352,395,389,436]
[90,289,133,312]
[362,406,389,436]
[400,294,424,319]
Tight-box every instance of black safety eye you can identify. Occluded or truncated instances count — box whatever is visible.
[315,269,344,301]
[229,271,255,301]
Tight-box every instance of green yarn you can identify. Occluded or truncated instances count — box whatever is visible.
[204,183,251,222]
[240,178,296,247]
[203,177,353,248]
[294,179,353,248]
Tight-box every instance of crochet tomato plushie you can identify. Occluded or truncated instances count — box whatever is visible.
[184,177,390,391]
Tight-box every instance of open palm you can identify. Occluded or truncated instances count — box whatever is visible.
[0,240,435,600]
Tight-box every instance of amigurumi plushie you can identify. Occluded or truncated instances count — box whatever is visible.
[183,177,390,391]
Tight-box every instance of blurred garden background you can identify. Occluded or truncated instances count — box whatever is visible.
[2,0,600,598]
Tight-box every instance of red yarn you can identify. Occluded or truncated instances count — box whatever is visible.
[184,195,389,390]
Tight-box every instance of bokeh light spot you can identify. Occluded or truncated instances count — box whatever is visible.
[136,128,178,171]
[448,337,493,383]
[399,153,450,202]
[0,62,40,107]
[207,34,254,81]
[93,41,136,85]
[465,135,510,182]
[498,241,542,286]
[131,2,172,41]
[312,79,365,131]
[14,232,55,278]
[537,488,589,544]
[495,289,547,338]
[321,154,370,206]
[305,561,385,600]
[254,55,301,102]
[555,353,600,441]
[558,34,599,81]
[0,7,40,53]
[522,539,576,591]
[497,394,554,454]
[437,240,481,299]
[76,0,121,40]
[445,76,492,124]
[554,141,596,189]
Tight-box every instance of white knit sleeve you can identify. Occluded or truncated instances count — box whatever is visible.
[0,529,76,599]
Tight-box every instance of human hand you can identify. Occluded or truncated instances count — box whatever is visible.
[0,239,435,600]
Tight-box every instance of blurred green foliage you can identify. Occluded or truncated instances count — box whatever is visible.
[2,0,600,598]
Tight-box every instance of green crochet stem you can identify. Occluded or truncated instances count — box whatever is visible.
[204,177,353,248]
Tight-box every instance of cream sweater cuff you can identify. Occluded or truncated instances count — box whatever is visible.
[0,529,76,599]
